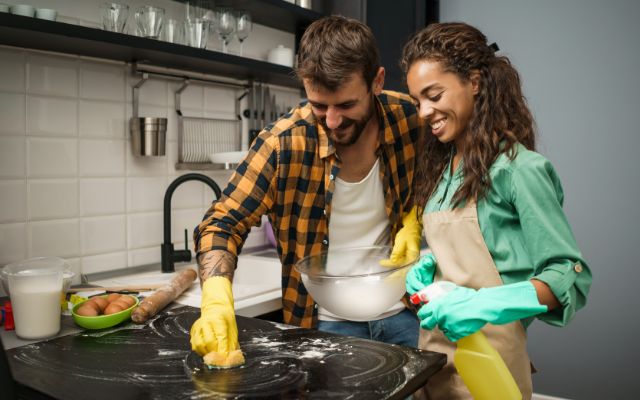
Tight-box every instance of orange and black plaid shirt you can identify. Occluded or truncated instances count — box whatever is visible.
[195,90,424,328]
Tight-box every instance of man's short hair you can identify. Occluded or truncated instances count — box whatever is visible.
[296,15,381,91]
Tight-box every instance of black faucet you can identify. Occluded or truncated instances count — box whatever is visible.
[161,173,221,273]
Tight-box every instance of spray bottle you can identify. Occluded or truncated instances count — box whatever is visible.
[410,281,522,400]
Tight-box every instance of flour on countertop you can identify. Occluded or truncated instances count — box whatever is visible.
[300,350,325,359]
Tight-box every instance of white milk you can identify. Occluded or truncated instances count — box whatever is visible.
[10,283,62,339]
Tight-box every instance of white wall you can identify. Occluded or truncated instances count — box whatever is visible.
[440,1,640,399]
[0,0,301,287]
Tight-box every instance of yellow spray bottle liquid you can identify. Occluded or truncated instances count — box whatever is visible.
[410,281,522,400]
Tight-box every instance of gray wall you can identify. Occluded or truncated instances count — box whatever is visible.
[440,1,640,399]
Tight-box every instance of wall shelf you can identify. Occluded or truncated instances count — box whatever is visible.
[0,9,315,88]
[175,0,322,34]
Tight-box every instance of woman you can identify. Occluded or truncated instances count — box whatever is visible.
[401,23,592,399]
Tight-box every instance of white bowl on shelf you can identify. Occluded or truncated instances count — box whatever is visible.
[209,151,246,168]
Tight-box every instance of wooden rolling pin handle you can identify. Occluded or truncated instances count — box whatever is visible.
[131,269,197,324]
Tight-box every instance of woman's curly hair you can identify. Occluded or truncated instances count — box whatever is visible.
[401,22,536,210]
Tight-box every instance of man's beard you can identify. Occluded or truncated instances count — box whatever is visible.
[320,100,375,146]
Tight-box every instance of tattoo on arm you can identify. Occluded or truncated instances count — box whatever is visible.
[198,250,237,282]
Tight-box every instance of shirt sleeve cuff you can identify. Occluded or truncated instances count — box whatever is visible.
[533,260,585,327]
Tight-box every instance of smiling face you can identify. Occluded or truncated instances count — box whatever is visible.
[406,59,479,147]
[303,69,384,146]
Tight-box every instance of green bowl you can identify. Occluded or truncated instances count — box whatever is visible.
[72,295,139,330]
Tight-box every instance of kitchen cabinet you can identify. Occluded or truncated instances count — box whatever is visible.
[6,306,446,399]
[0,0,325,89]
[323,0,439,91]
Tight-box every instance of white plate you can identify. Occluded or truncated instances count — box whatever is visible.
[209,151,246,165]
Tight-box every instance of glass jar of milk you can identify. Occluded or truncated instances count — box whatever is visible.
[2,257,74,340]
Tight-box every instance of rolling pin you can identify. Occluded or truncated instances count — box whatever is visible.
[131,269,197,323]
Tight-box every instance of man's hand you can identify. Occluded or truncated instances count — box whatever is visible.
[190,276,244,367]
[380,206,423,267]
[190,251,244,367]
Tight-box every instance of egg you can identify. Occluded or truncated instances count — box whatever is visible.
[91,297,109,312]
[104,302,126,315]
[106,293,121,303]
[116,295,136,307]
[110,299,132,311]
[77,302,99,316]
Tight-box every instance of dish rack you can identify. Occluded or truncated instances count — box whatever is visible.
[176,80,241,165]
[131,63,249,169]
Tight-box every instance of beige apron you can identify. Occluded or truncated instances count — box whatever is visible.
[419,203,533,400]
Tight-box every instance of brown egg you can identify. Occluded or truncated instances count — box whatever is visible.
[117,295,136,307]
[104,302,126,315]
[91,297,109,312]
[77,302,99,316]
[106,293,121,303]
[111,298,133,311]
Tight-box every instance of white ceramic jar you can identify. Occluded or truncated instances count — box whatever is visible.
[267,45,294,67]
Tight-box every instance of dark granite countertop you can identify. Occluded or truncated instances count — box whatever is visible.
[6,306,446,399]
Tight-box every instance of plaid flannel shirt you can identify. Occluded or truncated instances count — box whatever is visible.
[195,90,424,328]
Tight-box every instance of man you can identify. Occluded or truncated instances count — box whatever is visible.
[190,16,425,366]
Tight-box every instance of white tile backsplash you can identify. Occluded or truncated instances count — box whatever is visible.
[204,86,237,116]
[0,223,27,265]
[80,178,125,216]
[0,45,298,275]
[82,251,128,275]
[0,137,26,178]
[0,47,25,93]
[79,60,125,102]
[170,81,204,109]
[27,95,78,136]
[27,53,78,97]
[127,246,161,268]
[170,208,205,246]
[0,93,26,135]
[29,219,80,258]
[127,176,166,212]
[79,139,125,176]
[80,215,126,255]
[171,179,205,209]
[135,78,168,107]
[28,137,77,177]
[126,148,168,177]
[28,179,78,220]
[127,212,163,249]
[0,181,27,223]
[79,100,126,138]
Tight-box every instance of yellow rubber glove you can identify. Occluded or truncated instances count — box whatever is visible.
[190,277,243,367]
[380,206,423,267]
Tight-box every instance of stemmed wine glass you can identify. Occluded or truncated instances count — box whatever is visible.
[235,11,252,56]
[215,8,236,54]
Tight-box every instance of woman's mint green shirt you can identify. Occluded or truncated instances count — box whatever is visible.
[424,143,591,328]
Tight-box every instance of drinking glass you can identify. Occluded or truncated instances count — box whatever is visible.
[184,18,210,49]
[135,5,164,39]
[215,8,236,54]
[185,0,214,20]
[235,11,252,56]
[162,18,183,44]
[100,2,129,33]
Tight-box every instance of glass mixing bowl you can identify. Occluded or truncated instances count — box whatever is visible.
[294,246,418,321]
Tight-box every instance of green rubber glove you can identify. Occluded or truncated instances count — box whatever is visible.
[417,281,548,342]
[380,206,423,267]
[190,276,241,357]
[406,253,437,295]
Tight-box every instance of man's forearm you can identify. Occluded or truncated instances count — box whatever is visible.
[197,250,237,282]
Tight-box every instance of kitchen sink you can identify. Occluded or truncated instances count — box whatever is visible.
[85,252,282,318]
[244,248,279,259]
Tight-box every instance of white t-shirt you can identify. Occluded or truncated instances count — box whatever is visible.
[321,158,405,321]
